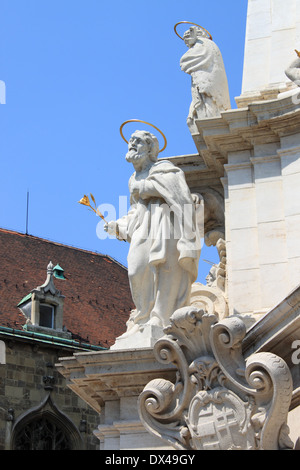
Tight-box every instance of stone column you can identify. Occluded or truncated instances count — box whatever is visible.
[237,0,300,106]
[31,293,40,326]
[278,137,300,289]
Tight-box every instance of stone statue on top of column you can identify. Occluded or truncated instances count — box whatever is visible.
[105,122,202,347]
[176,23,231,130]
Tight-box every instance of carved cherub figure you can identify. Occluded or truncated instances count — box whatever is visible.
[285,49,300,86]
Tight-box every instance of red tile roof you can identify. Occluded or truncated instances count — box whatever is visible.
[0,228,134,347]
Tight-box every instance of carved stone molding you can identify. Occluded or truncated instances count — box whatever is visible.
[166,90,300,192]
[138,307,294,450]
[191,238,228,321]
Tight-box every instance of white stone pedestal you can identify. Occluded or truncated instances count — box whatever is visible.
[110,324,164,350]
[56,347,176,450]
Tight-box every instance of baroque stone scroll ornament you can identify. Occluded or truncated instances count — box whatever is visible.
[138,308,294,450]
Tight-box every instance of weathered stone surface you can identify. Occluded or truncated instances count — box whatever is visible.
[138,306,294,450]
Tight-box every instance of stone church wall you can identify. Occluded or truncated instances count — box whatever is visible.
[0,338,99,450]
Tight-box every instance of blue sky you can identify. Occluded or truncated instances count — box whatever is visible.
[0,0,248,283]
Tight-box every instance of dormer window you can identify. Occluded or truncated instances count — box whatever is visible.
[39,304,55,329]
[18,262,70,339]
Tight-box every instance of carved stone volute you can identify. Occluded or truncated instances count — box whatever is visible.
[138,307,294,450]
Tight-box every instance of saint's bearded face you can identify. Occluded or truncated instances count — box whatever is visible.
[183,27,198,48]
[126,132,150,164]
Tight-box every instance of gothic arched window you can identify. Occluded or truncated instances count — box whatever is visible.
[13,415,72,450]
[11,396,83,450]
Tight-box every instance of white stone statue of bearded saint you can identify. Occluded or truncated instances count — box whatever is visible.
[180,26,231,126]
[105,130,201,342]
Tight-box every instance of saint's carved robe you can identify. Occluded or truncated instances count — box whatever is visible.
[116,159,201,330]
